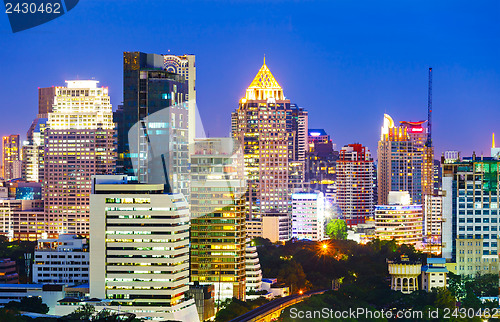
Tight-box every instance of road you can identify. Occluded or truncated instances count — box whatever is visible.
[229,289,328,322]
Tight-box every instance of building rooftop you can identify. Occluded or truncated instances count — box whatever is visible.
[427,258,446,264]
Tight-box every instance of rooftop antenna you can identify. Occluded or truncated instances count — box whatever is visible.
[426,67,432,147]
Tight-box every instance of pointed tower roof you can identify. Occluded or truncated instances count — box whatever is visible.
[244,58,285,101]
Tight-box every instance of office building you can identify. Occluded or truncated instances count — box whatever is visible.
[291,191,326,241]
[231,59,307,240]
[423,193,443,247]
[375,191,423,246]
[442,152,500,276]
[0,284,65,314]
[33,234,89,285]
[245,241,262,296]
[492,133,500,159]
[0,258,18,284]
[306,129,338,193]
[0,199,45,241]
[90,175,198,321]
[378,114,428,205]
[44,80,115,235]
[421,258,448,292]
[22,117,48,183]
[190,138,247,302]
[3,135,21,181]
[38,87,57,116]
[117,52,194,199]
[163,54,196,147]
[336,143,374,226]
[433,159,442,194]
[187,283,215,322]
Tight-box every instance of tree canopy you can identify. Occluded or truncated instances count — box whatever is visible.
[325,219,347,240]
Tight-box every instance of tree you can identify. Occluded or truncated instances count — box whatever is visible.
[65,303,96,320]
[4,296,49,314]
[325,219,347,240]
[433,287,455,310]
[277,261,311,293]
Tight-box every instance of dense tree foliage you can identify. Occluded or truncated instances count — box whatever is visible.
[325,219,347,240]
[248,238,497,322]
[4,297,49,314]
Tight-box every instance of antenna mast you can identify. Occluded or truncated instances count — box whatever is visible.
[426,67,432,147]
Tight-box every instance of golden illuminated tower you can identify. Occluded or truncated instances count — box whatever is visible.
[231,59,307,241]
[377,114,427,205]
[2,135,21,180]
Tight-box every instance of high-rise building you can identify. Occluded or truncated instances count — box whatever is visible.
[336,143,374,226]
[377,114,428,205]
[0,259,18,284]
[2,135,21,181]
[33,234,89,285]
[291,191,326,241]
[433,159,442,194]
[22,87,56,183]
[117,52,194,199]
[423,193,442,244]
[190,138,247,302]
[38,87,56,116]
[164,54,196,148]
[89,175,198,321]
[245,241,262,297]
[0,199,45,241]
[306,129,338,193]
[442,153,500,276]
[231,59,308,240]
[22,118,48,182]
[44,80,115,235]
[375,191,423,246]
[492,133,500,159]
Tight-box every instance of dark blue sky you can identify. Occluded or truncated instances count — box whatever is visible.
[1,0,499,158]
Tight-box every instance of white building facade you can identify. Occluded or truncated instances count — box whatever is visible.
[291,192,325,241]
[33,234,89,285]
[89,175,198,321]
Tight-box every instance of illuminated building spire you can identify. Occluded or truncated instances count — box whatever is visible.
[493,132,496,149]
[244,59,284,100]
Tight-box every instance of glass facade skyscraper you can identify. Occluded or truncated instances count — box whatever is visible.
[117,52,195,199]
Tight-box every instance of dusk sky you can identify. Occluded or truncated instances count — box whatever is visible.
[1,0,499,159]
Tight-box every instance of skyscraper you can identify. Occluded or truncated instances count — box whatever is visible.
[44,80,115,235]
[22,87,56,183]
[22,117,48,182]
[190,138,247,302]
[336,143,374,226]
[231,59,308,240]
[291,191,326,240]
[2,135,21,181]
[306,129,338,192]
[90,175,198,321]
[377,114,427,205]
[117,52,195,199]
[442,152,500,276]
[375,191,423,246]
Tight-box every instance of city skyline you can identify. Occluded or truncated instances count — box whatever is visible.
[1,1,499,158]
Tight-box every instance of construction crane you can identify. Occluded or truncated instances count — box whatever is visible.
[426,67,432,147]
